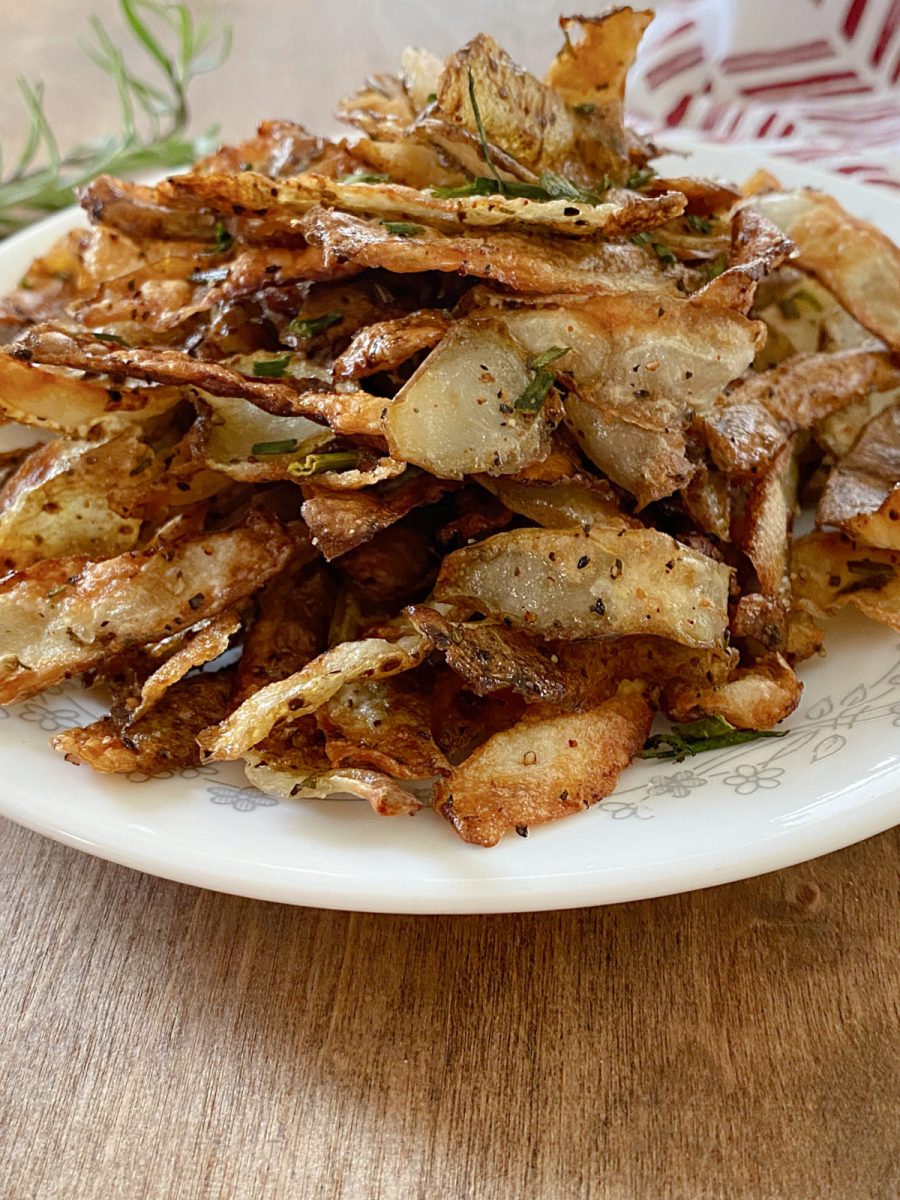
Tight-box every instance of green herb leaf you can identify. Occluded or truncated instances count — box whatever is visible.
[425,92,438,104]
[382,220,425,237]
[514,346,570,414]
[251,355,292,378]
[794,287,823,312]
[431,176,501,200]
[467,68,504,189]
[778,287,824,319]
[686,213,713,235]
[288,311,344,339]
[431,171,609,205]
[538,170,611,204]
[530,346,570,371]
[702,255,727,282]
[437,79,611,207]
[639,715,786,762]
[287,450,361,478]
[626,166,657,190]
[93,331,129,346]
[338,170,390,184]
[631,232,677,265]
[0,0,232,239]
[250,438,299,456]
[207,218,234,254]
[573,101,597,115]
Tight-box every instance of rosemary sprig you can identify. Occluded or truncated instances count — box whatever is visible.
[639,716,785,762]
[451,70,610,207]
[250,439,299,457]
[287,450,361,478]
[0,0,232,238]
[382,221,425,237]
[251,354,293,378]
[338,171,390,185]
[288,311,344,339]
[514,346,570,414]
[631,231,677,265]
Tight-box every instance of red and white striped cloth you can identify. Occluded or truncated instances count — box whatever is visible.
[629,0,900,190]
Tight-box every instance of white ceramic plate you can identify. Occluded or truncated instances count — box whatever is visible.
[1,141,899,912]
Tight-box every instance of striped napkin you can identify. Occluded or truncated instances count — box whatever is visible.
[629,0,900,191]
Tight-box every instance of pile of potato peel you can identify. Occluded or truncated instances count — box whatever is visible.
[1,8,899,845]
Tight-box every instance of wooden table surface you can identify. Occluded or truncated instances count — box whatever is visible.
[1,5,899,1197]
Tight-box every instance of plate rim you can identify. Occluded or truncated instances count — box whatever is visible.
[1,136,899,912]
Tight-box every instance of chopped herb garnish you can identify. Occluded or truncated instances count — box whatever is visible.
[686,213,713,235]
[626,166,657,190]
[432,170,610,205]
[207,219,234,254]
[631,232,676,264]
[530,346,570,371]
[339,170,390,184]
[425,91,438,104]
[455,71,611,206]
[702,255,727,282]
[795,287,823,311]
[431,176,498,200]
[287,450,360,477]
[468,67,504,190]
[288,310,344,339]
[514,346,570,414]
[189,265,230,284]
[538,169,611,203]
[251,355,292,377]
[250,438,299,456]
[93,331,129,346]
[778,287,825,319]
[639,715,786,762]
[573,101,597,115]
[383,220,425,236]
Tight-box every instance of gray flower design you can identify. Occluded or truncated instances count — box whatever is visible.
[597,800,653,820]
[722,764,785,795]
[179,764,219,781]
[646,769,707,799]
[208,783,278,812]
[18,701,89,732]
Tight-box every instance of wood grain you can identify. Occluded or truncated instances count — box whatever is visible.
[1,823,898,1199]
[1,5,899,1197]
